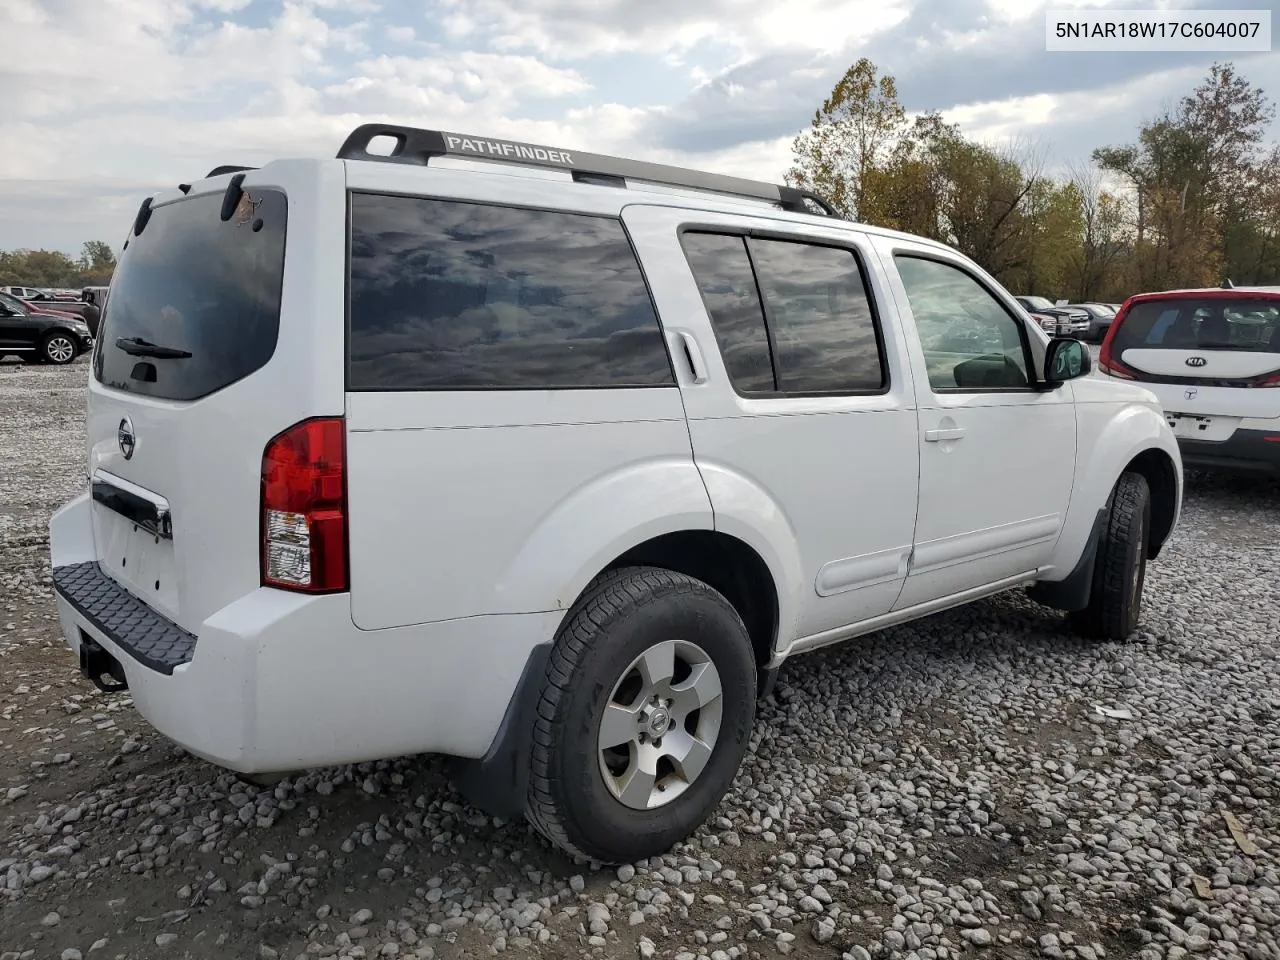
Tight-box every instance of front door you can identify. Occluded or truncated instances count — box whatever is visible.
[877,243,1077,610]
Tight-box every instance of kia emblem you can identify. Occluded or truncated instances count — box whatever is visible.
[1185,356,1207,367]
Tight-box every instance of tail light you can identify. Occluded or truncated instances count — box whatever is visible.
[260,417,348,593]
[1097,308,1141,380]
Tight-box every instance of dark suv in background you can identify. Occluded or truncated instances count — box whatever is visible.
[0,291,94,364]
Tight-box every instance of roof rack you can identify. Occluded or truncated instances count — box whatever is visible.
[336,123,841,218]
[206,164,257,178]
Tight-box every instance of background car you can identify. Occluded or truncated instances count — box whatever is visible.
[1015,295,1090,337]
[0,290,93,364]
[1098,285,1280,474]
[1064,302,1118,341]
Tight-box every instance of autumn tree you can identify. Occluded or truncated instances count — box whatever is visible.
[786,57,906,220]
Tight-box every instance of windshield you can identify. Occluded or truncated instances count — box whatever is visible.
[0,292,30,315]
[93,188,288,401]
[1021,296,1054,311]
[1113,298,1280,353]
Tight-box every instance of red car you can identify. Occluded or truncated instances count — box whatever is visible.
[20,299,80,319]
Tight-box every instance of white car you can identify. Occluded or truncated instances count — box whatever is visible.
[1099,287,1280,475]
[49,125,1183,864]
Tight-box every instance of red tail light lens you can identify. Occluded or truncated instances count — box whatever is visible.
[260,417,348,593]
[1097,309,1141,380]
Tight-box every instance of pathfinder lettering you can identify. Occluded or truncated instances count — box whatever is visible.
[445,135,574,166]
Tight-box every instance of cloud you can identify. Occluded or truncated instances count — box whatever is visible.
[1,0,1277,255]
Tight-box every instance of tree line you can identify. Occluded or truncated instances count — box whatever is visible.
[787,59,1279,302]
[0,241,118,289]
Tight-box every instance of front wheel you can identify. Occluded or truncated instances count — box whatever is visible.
[525,566,757,863]
[1071,471,1151,641]
[41,333,77,365]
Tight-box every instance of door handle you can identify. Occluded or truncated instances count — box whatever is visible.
[925,427,966,442]
[676,331,707,385]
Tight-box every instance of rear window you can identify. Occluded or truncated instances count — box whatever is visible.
[93,189,287,401]
[1113,298,1280,354]
[346,194,673,390]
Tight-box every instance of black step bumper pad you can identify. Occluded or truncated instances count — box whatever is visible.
[52,562,196,675]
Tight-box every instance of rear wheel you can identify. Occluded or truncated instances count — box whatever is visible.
[1071,471,1150,641]
[41,333,77,365]
[525,566,757,863]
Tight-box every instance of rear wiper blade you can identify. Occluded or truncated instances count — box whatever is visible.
[115,337,192,359]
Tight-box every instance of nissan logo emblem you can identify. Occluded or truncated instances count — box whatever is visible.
[1185,356,1208,367]
[117,416,136,460]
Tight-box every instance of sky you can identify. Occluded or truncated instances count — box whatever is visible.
[2,0,1277,257]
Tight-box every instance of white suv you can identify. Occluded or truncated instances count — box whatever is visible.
[49,125,1183,864]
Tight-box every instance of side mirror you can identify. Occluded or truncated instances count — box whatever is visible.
[1044,337,1091,385]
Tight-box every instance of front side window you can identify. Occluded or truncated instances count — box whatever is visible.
[895,255,1031,392]
[347,194,673,390]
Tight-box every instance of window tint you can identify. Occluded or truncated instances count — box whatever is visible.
[895,255,1030,392]
[1112,298,1280,354]
[93,189,287,401]
[750,239,884,393]
[347,195,672,390]
[680,233,774,393]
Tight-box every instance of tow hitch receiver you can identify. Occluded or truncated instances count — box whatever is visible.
[78,633,128,693]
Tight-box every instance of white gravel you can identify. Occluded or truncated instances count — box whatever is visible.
[2,357,1279,960]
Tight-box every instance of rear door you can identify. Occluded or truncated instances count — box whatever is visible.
[623,205,921,641]
[1106,295,1280,436]
[83,161,348,635]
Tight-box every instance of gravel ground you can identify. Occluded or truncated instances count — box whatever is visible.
[3,356,1279,960]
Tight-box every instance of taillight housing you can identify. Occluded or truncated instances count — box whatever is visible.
[1097,308,1141,380]
[260,417,349,593]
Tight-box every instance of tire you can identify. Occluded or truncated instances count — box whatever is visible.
[525,566,757,863]
[41,332,77,365]
[1070,471,1151,641]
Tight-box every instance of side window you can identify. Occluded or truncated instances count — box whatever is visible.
[680,230,887,395]
[749,238,885,393]
[347,194,673,390]
[894,255,1031,392]
[679,233,774,393]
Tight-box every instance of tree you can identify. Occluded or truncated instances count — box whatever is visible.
[0,244,117,289]
[786,57,906,220]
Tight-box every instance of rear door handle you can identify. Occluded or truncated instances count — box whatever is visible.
[676,331,707,385]
[925,427,966,442]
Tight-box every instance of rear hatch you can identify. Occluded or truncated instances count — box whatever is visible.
[85,171,339,636]
[1099,293,1280,433]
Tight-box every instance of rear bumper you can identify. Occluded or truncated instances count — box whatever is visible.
[1178,427,1280,474]
[49,491,559,774]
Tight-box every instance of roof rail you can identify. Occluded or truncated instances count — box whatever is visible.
[206,164,257,178]
[336,123,841,218]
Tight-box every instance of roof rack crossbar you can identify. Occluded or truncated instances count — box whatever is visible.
[336,123,841,218]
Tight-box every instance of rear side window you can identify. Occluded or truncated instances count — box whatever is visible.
[680,230,886,395]
[347,194,673,390]
[1112,298,1280,354]
[679,234,774,392]
[93,189,287,401]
